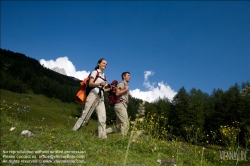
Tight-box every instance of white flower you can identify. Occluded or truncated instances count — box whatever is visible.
[130,121,135,125]
[10,127,15,131]
[157,159,161,164]
[138,118,144,122]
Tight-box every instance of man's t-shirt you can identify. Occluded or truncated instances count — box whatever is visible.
[117,81,129,104]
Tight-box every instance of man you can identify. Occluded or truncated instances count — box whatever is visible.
[106,71,131,136]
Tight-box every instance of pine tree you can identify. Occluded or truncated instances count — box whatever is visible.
[170,87,190,137]
[189,88,205,131]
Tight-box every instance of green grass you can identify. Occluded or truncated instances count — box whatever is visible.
[1,89,249,165]
[0,89,81,127]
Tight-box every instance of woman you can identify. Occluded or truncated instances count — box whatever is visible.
[73,58,110,139]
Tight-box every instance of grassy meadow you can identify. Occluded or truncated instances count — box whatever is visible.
[1,89,249,165]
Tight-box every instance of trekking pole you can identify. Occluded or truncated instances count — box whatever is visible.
[80,86,103,127]
[85,94,99,125]
[79,94,99,128]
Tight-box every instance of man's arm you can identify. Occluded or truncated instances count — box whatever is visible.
[116,85,129,97]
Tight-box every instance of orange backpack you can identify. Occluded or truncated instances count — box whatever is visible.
[75,77,89,104]
[75,70,106,104]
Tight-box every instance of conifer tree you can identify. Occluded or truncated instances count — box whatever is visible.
[169,87,190,137]
[189,88,205,131]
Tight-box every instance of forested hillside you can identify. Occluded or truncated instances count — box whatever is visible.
[1,48,249,148]
[0,49,80,103]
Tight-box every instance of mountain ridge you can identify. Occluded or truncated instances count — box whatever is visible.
[51,67,67,76]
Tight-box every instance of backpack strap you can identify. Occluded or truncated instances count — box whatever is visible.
[92,70,106,98]
[93,70,106,82]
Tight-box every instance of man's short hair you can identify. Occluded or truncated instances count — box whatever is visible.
[121,71,130,80]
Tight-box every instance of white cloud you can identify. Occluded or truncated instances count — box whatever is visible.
[39,57,177,102]
[144,71,154,81]
[39,57,90,79]
[130,70,177,102]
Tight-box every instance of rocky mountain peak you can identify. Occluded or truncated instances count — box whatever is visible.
[51,67,67,76]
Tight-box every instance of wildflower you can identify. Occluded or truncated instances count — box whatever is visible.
[130,121,135,125]
[138,118,144,122]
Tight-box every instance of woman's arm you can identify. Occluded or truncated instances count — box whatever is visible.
[104,88,111,92]
[88,77,103,87]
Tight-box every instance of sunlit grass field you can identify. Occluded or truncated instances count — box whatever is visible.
[1,89,249,165]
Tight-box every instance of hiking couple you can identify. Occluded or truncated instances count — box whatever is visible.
[72,58,131,139]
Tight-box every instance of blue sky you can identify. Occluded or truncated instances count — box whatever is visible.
[1,1,250,102]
